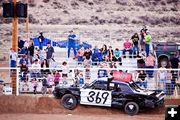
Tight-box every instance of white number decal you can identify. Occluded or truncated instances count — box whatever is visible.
[80,89,111,107]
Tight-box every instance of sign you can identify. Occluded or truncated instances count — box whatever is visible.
[80,89,112,107]
[3,87,12,95]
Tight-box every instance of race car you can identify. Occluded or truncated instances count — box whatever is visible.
[53,79,165,115]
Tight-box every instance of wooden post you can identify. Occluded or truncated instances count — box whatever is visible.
[26,0,28,38]
[12,0,18,95]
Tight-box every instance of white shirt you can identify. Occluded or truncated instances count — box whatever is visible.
[10,51,17,61]
[31,63,41,73]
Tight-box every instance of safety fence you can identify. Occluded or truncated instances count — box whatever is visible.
[0,67,180,99]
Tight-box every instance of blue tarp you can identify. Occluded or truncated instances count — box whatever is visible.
[57,40,91,49]
[32,37,57,47]
[33,37,92,49]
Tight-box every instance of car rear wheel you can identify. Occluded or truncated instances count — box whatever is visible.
[124,102,139,116]
[61,94,77,110]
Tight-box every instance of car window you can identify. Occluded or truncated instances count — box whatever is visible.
[118,83,132,92]
[91,81,107,90]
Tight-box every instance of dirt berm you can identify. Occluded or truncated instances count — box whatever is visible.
[0,95,180,115]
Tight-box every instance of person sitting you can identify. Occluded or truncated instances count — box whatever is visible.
[41,59,49,76]
[19,54,28,67]
[122,39,133,58]
[136,70,147,89]
[112,48,122,65]
[31,59,41,78]
[83,47,92,65]
[77,47,84,64]
[92,46,99,64]
[101,44,108,61]
[106,46,114,62]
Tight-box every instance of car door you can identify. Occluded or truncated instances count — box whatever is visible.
[80,81,112,107]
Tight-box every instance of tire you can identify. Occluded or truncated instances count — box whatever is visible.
[61,94,77,110]
[124,102,139,116]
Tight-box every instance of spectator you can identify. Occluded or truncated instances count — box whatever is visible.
[31,59,41,78]
[140,25,148,51]
[47,72,54,94]
[18,36,25,54]
[45,42,54,65]
[20,61,28,81]
[83,47,92,65]
[144,32,151,57]
[92,47,103,64]
[77,47,84,64]
[61,61,69,80]
[31,78,38,95]
[157,66,167,92]
[41,75,48,95]
[137,52,145,69]
[101,44,108,61]
[131,33,139,57]
[106,46,113,62]
[19,55,28,67]
[169,51,180,94]
[53,70,61,86]
[9,48,17,68]
[122,39,133,58]
[27,39,34,64]
[166,70,173,95]
[33,49,44,63]
[41,59,49,75]
[145,52,155,78]
[38,32,45,50]
[136,70,147,89]
[68,30,77,58]
[112,48,122,65]
[21,39,29,55]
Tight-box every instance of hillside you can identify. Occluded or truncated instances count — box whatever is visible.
[0,0,180,63]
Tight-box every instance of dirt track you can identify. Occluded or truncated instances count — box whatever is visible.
[0,95,179,120]
[0,114,165,120]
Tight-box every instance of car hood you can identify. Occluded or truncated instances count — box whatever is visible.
[134,88,156,96]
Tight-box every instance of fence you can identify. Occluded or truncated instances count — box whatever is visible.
[0,67,180,98]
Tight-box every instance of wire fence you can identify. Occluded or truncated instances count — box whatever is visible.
[0,67,180,99]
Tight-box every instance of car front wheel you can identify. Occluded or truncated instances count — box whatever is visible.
[61,94,77,110]
[124,102,139,116]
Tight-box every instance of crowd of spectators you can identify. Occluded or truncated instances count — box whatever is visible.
[8,26,180,95]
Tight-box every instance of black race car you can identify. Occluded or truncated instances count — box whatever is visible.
[53,79,165,115]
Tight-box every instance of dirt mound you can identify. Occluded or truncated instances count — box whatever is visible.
[0,95,179,114]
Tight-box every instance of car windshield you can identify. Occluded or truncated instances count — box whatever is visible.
[129,82,143,92]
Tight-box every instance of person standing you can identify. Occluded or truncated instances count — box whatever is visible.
[10,48,17,68]
[140,26,148,51]
[38,32,45,50]
[45,42,54,65]
[18,36,25,54]
[144,32,151,57]
[27,38,34,64]
[169,51,180,94]
[68,30,77,58]
[145,52,155,78]
[131,33,139,57]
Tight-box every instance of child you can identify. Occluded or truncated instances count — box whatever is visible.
[32,78,38,94]
[53,70,61,86]
[61,61,69,80]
